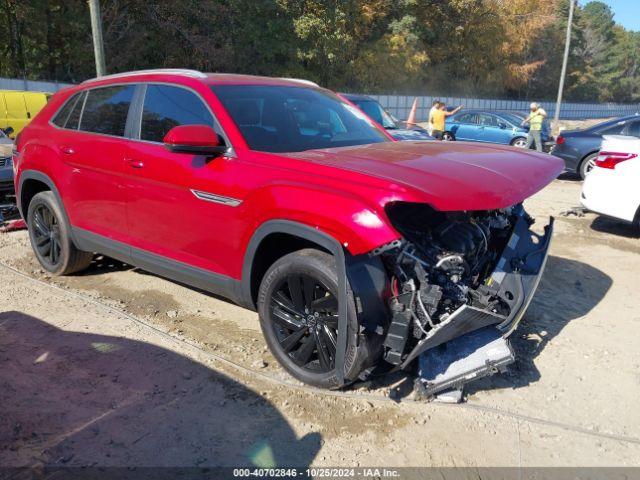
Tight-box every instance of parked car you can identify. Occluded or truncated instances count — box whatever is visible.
[552,114,640,179]
[0,128,14,195]
[14,69,562,389]
[444,110,554,151]
[0,90,50,137]
[340,93,434,141]
[581,135,640,227]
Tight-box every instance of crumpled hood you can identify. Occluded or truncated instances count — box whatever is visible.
[285,141,563,211]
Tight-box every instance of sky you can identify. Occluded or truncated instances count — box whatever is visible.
[580,0,640,32]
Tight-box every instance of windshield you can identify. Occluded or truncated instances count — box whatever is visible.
[211,85,389,153]
[352,99,397,129]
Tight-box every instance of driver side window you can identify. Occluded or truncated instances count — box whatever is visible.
[477,114,498,127]
[140,84,223,143]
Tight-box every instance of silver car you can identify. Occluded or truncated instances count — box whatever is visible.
[0,130,14,195]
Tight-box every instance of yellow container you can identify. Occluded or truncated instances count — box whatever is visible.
[0,90,51,137]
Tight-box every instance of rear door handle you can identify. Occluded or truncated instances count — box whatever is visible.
[60,146,75,155]
[125,158,144,169]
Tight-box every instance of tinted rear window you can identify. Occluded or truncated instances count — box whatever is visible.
[627,120,640,137]
[140,85,215,143]
[51,92,83,128]
[598,123,626,135]
[79,85,135,137]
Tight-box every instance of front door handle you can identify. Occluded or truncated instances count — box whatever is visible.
[125,158,144,169]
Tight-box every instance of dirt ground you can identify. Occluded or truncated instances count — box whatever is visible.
[1,177,640,469]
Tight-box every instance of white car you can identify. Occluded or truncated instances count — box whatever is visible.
[581,135,640,227]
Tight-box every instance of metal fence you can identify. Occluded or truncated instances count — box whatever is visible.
[0,77,72,93]
[364,94,640,121]
[2,76,638,120]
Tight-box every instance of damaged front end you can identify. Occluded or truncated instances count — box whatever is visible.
[372,201,553,395]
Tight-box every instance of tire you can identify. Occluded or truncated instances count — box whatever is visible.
[442,132,455,141]
[579,152,598,180]
[510,137,527,148]
[257,248,380,389]
[26,191,93,275]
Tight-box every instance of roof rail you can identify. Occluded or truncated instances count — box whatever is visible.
[82,69,207,84]
[279,77,320,87]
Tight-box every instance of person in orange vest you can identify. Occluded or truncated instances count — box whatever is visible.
[430,103,462,140]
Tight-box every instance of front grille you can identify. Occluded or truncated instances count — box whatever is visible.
[0,157,8,167]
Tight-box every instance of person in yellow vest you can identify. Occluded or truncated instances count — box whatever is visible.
[521,102,547,152]
[430,103,462,140]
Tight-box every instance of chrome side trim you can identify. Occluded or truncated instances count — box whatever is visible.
[190,189,242,207]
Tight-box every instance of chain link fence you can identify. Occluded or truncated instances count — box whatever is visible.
[2,77,639,120]
[365,94,640,121]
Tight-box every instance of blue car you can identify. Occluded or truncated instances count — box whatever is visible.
[341,93,434,141]
[552,114,640,179]
[444,110,553,151]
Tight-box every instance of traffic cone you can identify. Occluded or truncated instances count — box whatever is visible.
[405,97,419,126]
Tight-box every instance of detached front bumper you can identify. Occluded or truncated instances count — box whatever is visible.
[492,213,554,336]
[400,211,554,369]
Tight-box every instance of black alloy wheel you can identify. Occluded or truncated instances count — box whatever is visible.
[27,191,93,275]
[258,248,382,389]
[31,203,62,267]
[269,273,339,372]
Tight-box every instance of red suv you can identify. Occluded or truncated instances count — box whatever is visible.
[13,69,562,389]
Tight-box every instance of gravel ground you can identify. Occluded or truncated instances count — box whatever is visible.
[1,178,639,468]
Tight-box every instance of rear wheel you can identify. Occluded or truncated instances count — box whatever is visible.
[27,191,93,275]
[579,152,598,179]
[257,249,380,389]
[511,137,527,148]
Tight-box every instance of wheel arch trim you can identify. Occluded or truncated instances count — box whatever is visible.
[241,219,350,385]
[17,170,78,243]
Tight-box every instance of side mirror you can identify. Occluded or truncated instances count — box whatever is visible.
[498,122,507,129]
[163,125,227,155]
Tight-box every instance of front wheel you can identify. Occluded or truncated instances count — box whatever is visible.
[257,249,380,389]
[442,132,455,141]
[511,137,527,148]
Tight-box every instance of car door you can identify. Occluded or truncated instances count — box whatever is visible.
[449,113,478,141]
[476,113,509,144]
[57,84,136,244]
[123,83,242,278]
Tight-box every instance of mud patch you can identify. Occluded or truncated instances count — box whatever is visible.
[6,252,272,371]
[266,387,410,439]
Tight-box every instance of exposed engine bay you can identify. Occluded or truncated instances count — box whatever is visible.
[373,201,549,370]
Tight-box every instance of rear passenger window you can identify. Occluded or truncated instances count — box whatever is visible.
[140,85,215,143]
[52,92,83,129]
[65,91,85,130]
[79,85,135,137]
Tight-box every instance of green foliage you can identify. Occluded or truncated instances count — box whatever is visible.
[1,0,638,102]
